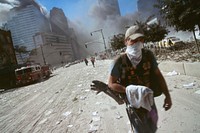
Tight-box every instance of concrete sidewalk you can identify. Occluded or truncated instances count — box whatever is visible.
[158,61,200,78]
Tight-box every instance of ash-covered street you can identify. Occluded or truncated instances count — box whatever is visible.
[0,60,200,133]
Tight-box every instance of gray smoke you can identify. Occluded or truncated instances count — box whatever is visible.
[67,1,141,54]
[0,0,19,6]
[0,0,35,9]
[89,2,140,34]
[0,0,140,54]
[0,0,18,24]
[75,2,141,52]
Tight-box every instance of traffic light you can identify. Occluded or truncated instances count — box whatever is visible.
[85,44,87,48]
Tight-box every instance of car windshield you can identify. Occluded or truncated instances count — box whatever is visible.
[15,67,32,75]
[15,70,23,75]
[24,68,32,73]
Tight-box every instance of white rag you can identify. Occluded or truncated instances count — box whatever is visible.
[126,85,154,111]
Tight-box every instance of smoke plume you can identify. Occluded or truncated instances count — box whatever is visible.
[0,0,140,54]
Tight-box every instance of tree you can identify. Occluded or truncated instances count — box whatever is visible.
[155,0,200,52]
[110,34,125,51]
[110,21,168,50]
[14,45,29,63]
[29,49,37,56]
[135,20,169,43]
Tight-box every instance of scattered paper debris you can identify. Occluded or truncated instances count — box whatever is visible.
[63,111,71,117]
[183,82,195,88]
[48,99,54,103]
[80,96,87,100]
[195,90,200,94]
[166,70,179,76]
[88,123,99,133]
[85,89,90,92]
[92,111,98,116]
[116,112,123,119]
[92,116,101,122]
[45,109,53,116]
[67,124,73,128]
[77,84,82,87]
[55,120,62,125]
[95,102,102,105]
[38,118,47,125]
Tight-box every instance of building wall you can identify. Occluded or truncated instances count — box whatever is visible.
[0,29,17,88]
[30,32,73,66]
[5,1,80,65]
[50,7,69,36]
[50,7,80,60]
[0,29,17,67]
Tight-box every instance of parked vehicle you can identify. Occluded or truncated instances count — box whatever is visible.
[15,65,43,86]
[41,65,52,78]
[158,37,185,50]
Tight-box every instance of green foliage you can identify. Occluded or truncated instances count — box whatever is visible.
[156,0,200,52]
[14,45,29,63]
[135,21,169,43]
[144,24,169,42]
[110,21,168,50]
[14,45,29,54]
[29,49,37,56]
[156,0,200,31]
[110,34,125,50]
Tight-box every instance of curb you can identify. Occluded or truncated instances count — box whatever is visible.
[158,61,200,78]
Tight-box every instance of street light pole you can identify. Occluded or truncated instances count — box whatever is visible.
[90,29,107,51]
[40,45,46,65]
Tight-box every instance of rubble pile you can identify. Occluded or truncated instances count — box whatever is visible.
[155,42,200,62]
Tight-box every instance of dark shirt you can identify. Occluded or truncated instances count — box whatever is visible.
[110,49,158,79]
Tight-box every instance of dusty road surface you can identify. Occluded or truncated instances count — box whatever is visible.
[0,60,200,133]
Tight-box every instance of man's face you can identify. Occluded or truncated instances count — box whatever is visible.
[126,37,144,46]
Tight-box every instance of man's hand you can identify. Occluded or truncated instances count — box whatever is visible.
[90,80,108,94]
[90,80,124,105]
[163,96,172,111]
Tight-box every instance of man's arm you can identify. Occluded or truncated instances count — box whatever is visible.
[154,68,172,111]
[108,75,126,93]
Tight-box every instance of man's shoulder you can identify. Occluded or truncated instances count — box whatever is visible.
[142,48,155,58]
[114,53,126,62]
[142,48,153,54]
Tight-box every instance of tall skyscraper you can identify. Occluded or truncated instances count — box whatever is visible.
[5,1,50,64]
[98,0,121,16]
[5,1,81,65]
[50,7,69,36]
[137,0,160,21]
[50,7,80,60]
[7,1,50,51]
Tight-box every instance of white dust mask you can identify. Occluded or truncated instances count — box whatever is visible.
[125,42,143,67]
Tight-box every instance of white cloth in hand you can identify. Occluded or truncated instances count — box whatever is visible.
[126,85,154,111]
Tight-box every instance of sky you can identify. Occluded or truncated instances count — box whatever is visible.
[0,0,140,53]
[36,0,138,21]
[34,0,139,52]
